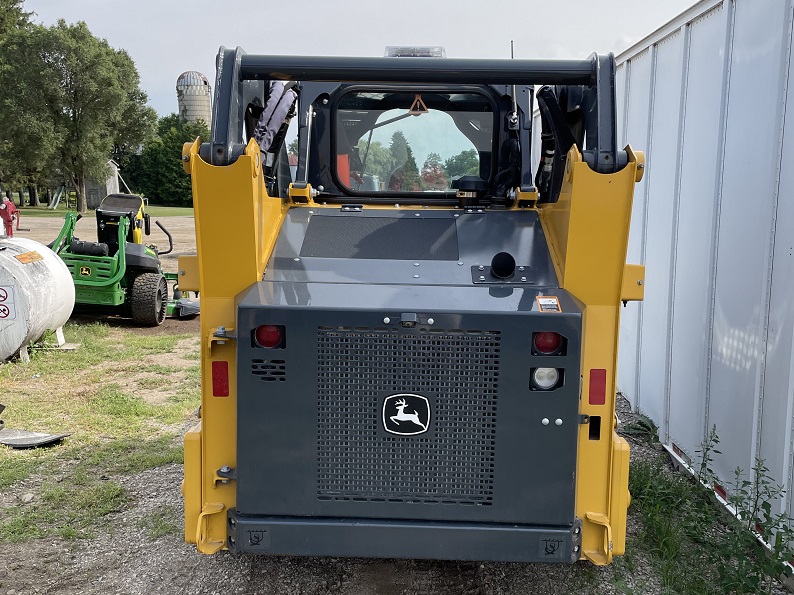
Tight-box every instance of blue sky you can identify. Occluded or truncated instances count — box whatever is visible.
[24,0,697,116]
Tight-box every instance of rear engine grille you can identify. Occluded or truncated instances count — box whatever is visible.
[317,327,500,506]
[251,359,286,382]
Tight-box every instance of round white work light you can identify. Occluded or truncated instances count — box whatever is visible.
[532,367,560,390]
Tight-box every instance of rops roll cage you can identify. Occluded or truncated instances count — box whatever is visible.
[207,47,626,202]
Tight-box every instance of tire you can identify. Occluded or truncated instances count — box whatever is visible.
[130,273,167,326]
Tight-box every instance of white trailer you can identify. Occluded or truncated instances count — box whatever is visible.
[613,0,794,515]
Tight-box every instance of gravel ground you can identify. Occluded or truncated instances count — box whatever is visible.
[0,215,722,594]
[0,395,664,594]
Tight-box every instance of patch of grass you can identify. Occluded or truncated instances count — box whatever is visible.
[19,204,193,218]
[81,435,183,474]
[0,453,43,489]
[629,438,794,595]
[138,505,180,538]
[0,318,198,547]
[144,205,194,217]
[137,375,172,389]
[0,320,198,495]
[114,333,188,359]
[140,364,176,375]
[0,435,182,543]
[0,480,127,542]
[177,364,201,393]
[91,384,151,417]
[629,457,715,594]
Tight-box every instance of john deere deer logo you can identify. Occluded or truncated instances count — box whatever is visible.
[79,266,91,277]
[383,394,430,436]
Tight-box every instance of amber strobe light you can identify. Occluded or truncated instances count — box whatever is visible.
[254,325,285,348]
[533,331,562,354]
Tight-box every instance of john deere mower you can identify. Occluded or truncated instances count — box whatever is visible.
[51,193,197,326]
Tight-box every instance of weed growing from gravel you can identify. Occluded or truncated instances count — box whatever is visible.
[628,428,794,595]
[621,414,659,445]
[707,458,794,594]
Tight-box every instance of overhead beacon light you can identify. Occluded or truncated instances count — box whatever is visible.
[384,46,446,58]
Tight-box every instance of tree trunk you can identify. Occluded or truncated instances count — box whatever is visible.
[28,185,39,207]
[46,188,52,206]
[17,190,23,207]
[76,177,88,213]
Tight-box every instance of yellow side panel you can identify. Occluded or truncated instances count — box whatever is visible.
[177,255,200,292]
[182,421,202,543]
[540,147,643,564]
[609,433,630,556]
[620,264,645,302]
[182,137,288,552]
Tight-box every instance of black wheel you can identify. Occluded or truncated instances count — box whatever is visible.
[130,273,167,326]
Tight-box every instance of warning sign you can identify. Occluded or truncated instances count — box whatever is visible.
[14,251,43,264]
[0,286,15,320]
[536,296,562,313]
[408,94,429,115]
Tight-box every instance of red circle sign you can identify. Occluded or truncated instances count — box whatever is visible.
[0,304,9,318]
[0,288,7,302]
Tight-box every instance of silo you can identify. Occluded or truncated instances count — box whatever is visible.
[176,71,212,126]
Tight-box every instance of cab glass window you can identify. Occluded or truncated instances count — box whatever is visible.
[335,91,494,194]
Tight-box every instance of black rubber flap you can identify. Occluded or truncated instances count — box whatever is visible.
[300,216,459,260]
[0,429,70,449]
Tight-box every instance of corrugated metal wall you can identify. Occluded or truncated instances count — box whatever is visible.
[614,0,794,514]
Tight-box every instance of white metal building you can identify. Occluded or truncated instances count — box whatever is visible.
[613,0,794,515]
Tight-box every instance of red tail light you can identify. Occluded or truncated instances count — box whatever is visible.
[254,325,284,348]
[533,332,562,354]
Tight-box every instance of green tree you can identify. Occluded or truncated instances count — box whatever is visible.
[389,145,420,191]
[402,146,421,190]
[0,20,156,212]
[389,130,409,167]
[0,0,30,38]
[0,0,33,200]
[287,137,299,156]
[127,114,209,206]
[357,140,393,187]
[443,149,480,179]
[421,152,446,190]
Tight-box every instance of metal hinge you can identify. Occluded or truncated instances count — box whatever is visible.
[215,465,236,485]
[579,414,591,425]
[208,326,237,357]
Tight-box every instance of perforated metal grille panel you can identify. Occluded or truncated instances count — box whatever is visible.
[317,327,500,505]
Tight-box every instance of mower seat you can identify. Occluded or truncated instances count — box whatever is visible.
[96,194,144,248]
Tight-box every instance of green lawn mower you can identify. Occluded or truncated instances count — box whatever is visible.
[51,194,198,326]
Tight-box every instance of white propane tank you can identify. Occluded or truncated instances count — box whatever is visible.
[0,237,75,361]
